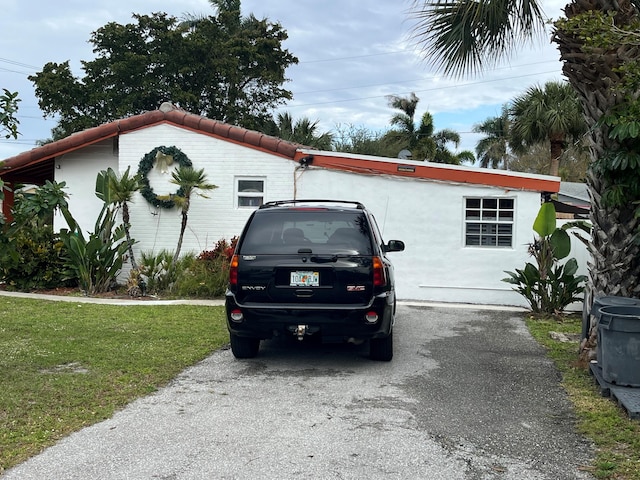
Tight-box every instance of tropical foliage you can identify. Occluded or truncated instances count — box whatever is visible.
[473,106,513,169]
[473,83,589,178]
[138,237,237,298]
[96,167,141,270]
[503,202,587,314]
[509,81,586,176]
[28,0,298,139]
[58,173,134,295]
[384,92,474,163]
[170,166,217,263]
[265,112,333,149]
[0,181,73,290]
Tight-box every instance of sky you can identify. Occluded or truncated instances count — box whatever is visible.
[0,0,568,161]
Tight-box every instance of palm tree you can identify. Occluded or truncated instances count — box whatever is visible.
[107,167,141,270]
[432,129,474,164]
[473,106,513,169]
[170,166,217,264]
[409,0,640,307]
[270,112,333,149]
[387,92,421,150]
[509,81,586,177]
[386,93,472,163]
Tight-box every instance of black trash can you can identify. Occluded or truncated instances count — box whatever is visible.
[591,296,640,361]
[598,305,640,387]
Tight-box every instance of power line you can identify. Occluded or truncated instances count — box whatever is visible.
[287,70,561,108]
[0,57,39,70]
[292,61,560,96]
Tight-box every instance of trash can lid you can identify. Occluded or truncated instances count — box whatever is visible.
[592,296,640,317]
[598,305,640,332]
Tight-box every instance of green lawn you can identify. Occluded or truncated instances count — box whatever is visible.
[0,297,228,473]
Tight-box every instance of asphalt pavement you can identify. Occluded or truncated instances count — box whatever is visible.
[2,299,594,479]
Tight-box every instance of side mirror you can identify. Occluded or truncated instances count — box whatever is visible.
[385,240,405,252]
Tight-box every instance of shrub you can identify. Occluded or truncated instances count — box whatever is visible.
[139,250,179,295]
[503,202,587,314]
[0,181,78,291]
[1,228,73,291]
[140,237,238,298]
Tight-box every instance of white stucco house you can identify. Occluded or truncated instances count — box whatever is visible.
[1,104,573,307]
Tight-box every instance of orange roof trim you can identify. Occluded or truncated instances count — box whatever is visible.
[294,151,560,193]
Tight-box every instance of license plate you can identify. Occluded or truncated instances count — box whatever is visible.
[290,271,319,287]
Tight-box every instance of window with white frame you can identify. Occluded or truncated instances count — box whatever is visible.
[236,178,265,207]
[464,197,514,247]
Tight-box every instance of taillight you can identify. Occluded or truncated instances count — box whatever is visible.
[229,254,239,286]
[372,256,387,287]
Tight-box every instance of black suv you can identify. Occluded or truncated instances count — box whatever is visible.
[225,200,404,361]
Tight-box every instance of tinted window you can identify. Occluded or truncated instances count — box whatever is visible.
[240,210,373,255]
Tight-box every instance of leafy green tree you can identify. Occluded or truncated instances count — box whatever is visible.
[170,167,218,263]
[509,81,586,177]
[29,1,297,139]
[331,124,389,156]
[473,106,513,169]
[0,89,20,139]
[409,0,640,303]
[265,112,333,149]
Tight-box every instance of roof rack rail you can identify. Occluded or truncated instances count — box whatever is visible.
[260,199,365,210]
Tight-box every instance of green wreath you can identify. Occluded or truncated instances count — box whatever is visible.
[138,146,192,209]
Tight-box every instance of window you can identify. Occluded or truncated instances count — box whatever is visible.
[464,197,514,247]
[236,178,264,207]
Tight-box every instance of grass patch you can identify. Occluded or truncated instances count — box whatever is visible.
[0,297,228,474]
[526,315,640,479]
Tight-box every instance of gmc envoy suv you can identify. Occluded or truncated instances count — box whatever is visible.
[225,200,404,361]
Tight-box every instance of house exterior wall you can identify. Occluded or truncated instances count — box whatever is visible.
[53,140,118,233]
[48,123,585,308]
[118,124,297,260]
[295,167,545,307]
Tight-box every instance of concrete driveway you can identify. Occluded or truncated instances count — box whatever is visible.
[3,303,594,479]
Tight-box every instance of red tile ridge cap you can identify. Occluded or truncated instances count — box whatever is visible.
[1,107,302,173]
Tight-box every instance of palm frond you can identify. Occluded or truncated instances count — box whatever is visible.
[410,0,546,77]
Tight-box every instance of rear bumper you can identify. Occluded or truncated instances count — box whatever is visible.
[225,290,394,341]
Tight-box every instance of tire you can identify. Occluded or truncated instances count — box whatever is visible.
[370,331,393,361]
[230,334,260,359]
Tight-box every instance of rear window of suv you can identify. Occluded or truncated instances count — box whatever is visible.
[239,210,373,255]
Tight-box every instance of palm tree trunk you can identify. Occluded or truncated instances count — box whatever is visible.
[122,203,138,271]
[554,0,640,358]
[549,137,563,177]
[173,210,188,264]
